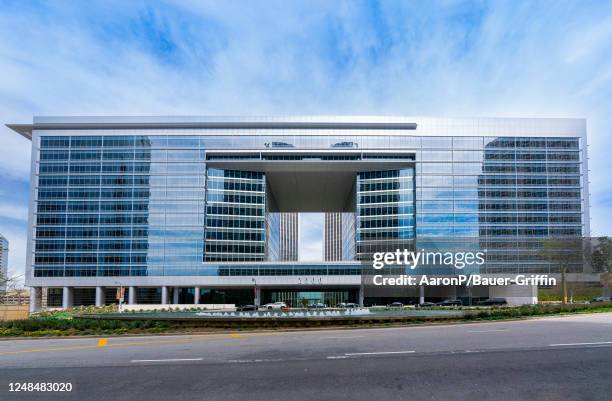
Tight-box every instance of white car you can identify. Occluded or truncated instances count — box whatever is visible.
[262,302,287,310]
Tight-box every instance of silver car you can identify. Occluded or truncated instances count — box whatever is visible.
[262,302,287,310]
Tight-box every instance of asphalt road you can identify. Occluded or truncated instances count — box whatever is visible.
[0,313,610,401]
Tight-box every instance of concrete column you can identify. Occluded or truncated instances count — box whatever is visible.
[29,287,41,313]
[62,286,73,310]
[172,287,180,304]
[161,286,169,304]
[128,286,136,304]
[451,286,458,300]
[254,286,261,306]
[194,287,200,304]
[419,285,425,305]
[358,285,364,307]
[95,286,105,307]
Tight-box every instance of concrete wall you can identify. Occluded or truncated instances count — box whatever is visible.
[119,304,235,312]
[489,285,538,305]
[0,305,29,320]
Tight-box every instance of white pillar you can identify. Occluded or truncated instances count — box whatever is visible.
[29,287,41,313]
[62,286,73,310]
[254,286,261,306]
[161,286,169,304]
[194,287,200,304]
[358,286,364,307]
[173,287,180,304]
[419,286,425,304]
[95,286,105,307]
[128,286,136,304]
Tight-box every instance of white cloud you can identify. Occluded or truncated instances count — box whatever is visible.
[299,213,324,261]
[0,0,611,283]
[0,203,28,221]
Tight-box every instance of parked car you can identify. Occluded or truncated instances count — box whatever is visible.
[417,302,435,308]
[331,141,357,148]
[265,141,294,148]
[309,302,327,309]
[388,302,404,308]
[591,296,612,303]
[436,299,463,307]
[477,298,507,306]
[262,302,287,310]
[236,305,258,311]
[345,302,359,308]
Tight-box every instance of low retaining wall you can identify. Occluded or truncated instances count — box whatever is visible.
[76,309,473,328]
[118,304,235,312]
[0,305,29,320]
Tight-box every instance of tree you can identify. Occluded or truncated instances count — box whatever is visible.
[540,238,583,304]
[591,237,612,273]
[0,270,25,304]
[590,237,612,296]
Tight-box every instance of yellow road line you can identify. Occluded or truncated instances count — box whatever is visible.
[0,345,99,356]
[0,331,280,356]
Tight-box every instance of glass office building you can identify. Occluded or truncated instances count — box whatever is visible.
[7,116,590,309]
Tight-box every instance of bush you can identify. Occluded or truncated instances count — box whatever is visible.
[466,302,612,321]
[0,317,171,337]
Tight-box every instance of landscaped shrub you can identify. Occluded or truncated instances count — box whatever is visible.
[1,302,609,336]
[0,317,171,336]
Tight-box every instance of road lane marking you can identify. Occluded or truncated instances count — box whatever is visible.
[326,350,416,359]
[345,350,415,356]
[227,358,283,363]
[323,336,365,339]
[97,339,108,347]
[0,336,230,356]
[229,333,241,338]
[0,345,99,356]
[0,332,286,356]
[549,341,612,347]
[131,358,203,363]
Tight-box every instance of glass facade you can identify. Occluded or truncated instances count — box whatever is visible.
[264,289,359,307]
[35,135,207,277]
[30,120,587,279]
[204,168,266,262]
[356,169,416,260]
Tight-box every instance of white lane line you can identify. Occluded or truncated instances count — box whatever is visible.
[324,336,365,339]
[131,358,203,363]
[227,358,283,363]
[549,341,612,347]
[326,356,348,359]
[468,329,508,333]
[345,350,415,356]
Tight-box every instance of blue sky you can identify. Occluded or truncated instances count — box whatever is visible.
[1,0,612,278]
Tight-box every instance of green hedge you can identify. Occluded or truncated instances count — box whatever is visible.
[465,303,612,320]
[1,303,610,337]
[0,318,169,337]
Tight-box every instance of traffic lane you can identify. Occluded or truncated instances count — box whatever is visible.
[0,313,610,369]
[0,345,609,401]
